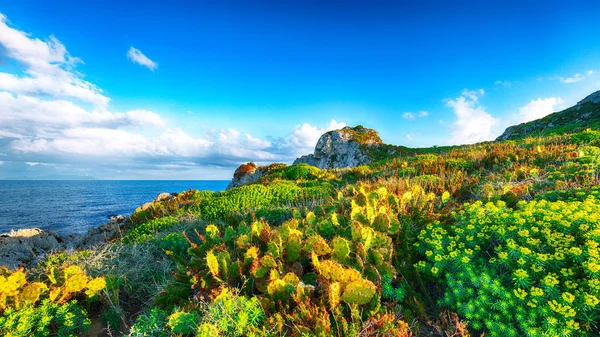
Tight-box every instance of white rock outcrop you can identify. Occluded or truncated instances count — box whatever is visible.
[293,126,382,169]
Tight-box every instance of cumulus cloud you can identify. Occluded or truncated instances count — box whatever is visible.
[127,47,158,71]
[402,111,428,121]
[284,120,346,156]
[0,14,109,107]
[446,89,499,145]
[517,97,564,123]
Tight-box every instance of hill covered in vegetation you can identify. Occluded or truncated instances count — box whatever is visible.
[2,101,600,336]
[497,90,600,140]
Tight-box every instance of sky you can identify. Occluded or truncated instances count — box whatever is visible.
[1,1,600,179]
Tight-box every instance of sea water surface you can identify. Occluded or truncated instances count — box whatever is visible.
[0,180,229,235]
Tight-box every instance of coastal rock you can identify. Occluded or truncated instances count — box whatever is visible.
[139,192,177,211]
[75,215,130,249]
[155,192,175,202]
[293,125,383,169]
[0,228,61,269]
[227,162,265,190]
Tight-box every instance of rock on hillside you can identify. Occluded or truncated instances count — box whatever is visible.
[293,125,383,169]
[226,162,265,190]
[497,90,600,141]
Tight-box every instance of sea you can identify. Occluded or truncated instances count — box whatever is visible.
[0,180,229,235]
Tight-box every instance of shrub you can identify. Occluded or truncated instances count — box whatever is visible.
[123,216,180,244]
[161,232,191,258]
[0,265,105,337]
[128,308,170,337]
[167,310,199,335]
[0,266,105,311]
[196,288,265,336]
[282,164,323,180]
[417,198,600,337]
[571,130,600,145]
[0,299,90,337]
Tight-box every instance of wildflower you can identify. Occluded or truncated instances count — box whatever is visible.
[513,288,527,300]
[561,292,575,303]
[584,294,599,307]
[530,287,544,297]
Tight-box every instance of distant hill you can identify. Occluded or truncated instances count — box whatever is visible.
[497,90,600,141]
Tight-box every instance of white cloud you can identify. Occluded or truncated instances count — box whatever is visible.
[402,111,428,121]
[517,97,564,123]
[561,74,584,83]
[558,70,594,84]
[494,80,512,87]
[402,112,415,120]
[127,47,158,71]
[0,14,108,107]
[122,109,166,128]
[0,92,166,137]
[445,89,499,145]
[285,120,346,155]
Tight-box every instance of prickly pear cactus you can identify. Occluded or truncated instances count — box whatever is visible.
[306,211,317,226]
[328,282,341,308]
[304,235,332,256]
[285,233,302,263]
[332,237,351,264]
[372,212,391,233]
[341,278,377,305]
[206,250,220,278]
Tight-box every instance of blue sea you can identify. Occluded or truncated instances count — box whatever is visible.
[0,180,229,235]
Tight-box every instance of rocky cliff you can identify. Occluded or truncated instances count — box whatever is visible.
[293,125,383,169]
[497,90,600,141]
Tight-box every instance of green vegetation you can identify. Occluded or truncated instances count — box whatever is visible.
[498,102,600,140]
[418,199,599,336]
[3,126,600,336]
[0,266,106,336]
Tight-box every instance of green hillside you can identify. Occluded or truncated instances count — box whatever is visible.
[497,91,600,141]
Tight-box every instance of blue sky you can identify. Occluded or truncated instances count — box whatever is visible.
[1,1,600,179]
